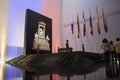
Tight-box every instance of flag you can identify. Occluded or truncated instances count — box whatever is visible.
[77,14,80,38]
[71,23,74,34]
[89,8,93,36]
[102,5,108,33]
[83,11,86,37]
[96,6,101,35]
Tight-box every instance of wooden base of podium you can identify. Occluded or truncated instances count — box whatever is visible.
[58,47,73,53]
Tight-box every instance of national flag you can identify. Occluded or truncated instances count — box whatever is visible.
[83,11,86,37]
[96,6,101,35]
[102,5,108,33]
[77,14,80,38]
[89,8,93,36]
[71,23,74,34]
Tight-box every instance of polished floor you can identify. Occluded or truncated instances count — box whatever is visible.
[0,60,116,80]
[1,51,120,80]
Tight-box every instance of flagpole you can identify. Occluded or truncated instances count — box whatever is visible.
[102,4,110,41]
[84,11,90,52]
[77,13,81,51]
[74,30,78,51]
[86,27,90,52]
[71,21,78,51]
[71,15,78,51]
[92,34,96,52]
[96,6,103,53]
[83,10,89,52]
[80,24,83,51]
[78,15,83,51]
[89,8,96,52]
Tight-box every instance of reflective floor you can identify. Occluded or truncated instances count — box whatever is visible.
[0,60,107,80]
[1,59,120,80]
[0,61,23,80]
[1,46,119,80]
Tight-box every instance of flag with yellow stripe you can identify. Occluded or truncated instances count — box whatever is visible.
[96,6,101,35]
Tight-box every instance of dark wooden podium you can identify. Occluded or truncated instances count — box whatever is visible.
[58,47,73,53]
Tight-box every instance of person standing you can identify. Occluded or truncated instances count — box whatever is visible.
[114,38,120,67]
[36,44,40,54]
[66,40,69,49]
[110,41,116,60]
[101,38,110,75]
[109,40,118,76]
[82,44,85,52]
[66,40,69,52]
[114,38,120,58]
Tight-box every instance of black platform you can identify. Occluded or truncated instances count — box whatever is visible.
[6,51,104,75]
